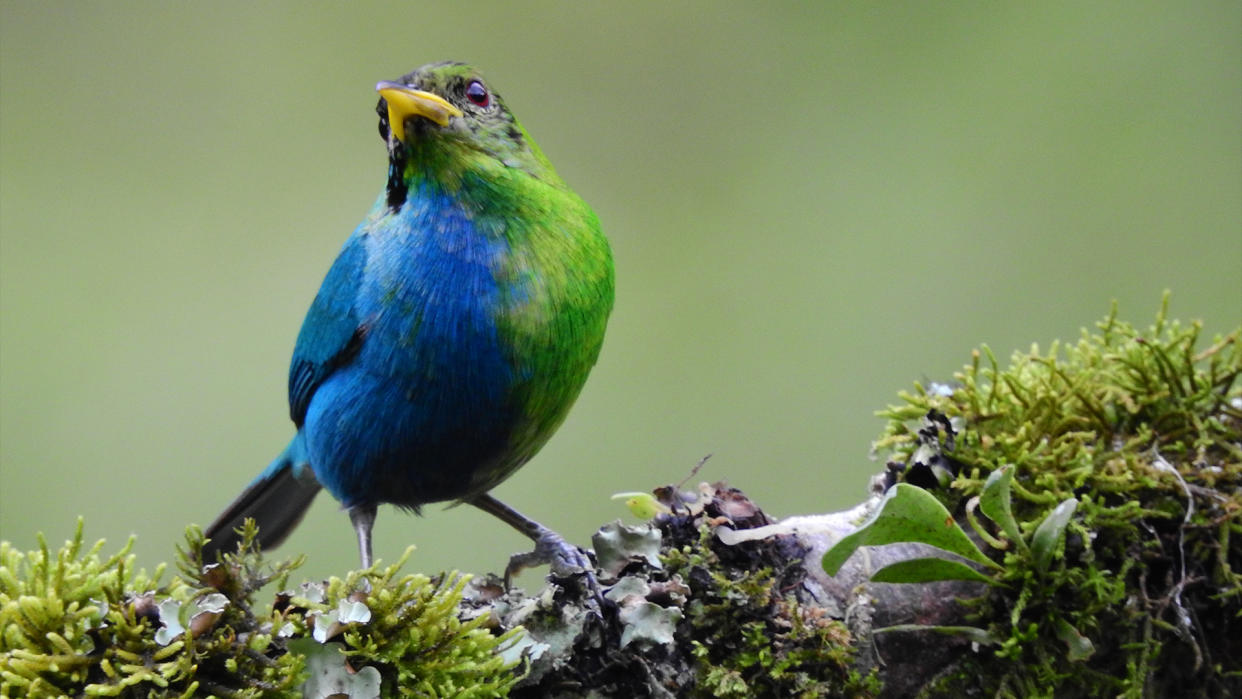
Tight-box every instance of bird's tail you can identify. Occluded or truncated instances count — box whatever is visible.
[202,437,321,561]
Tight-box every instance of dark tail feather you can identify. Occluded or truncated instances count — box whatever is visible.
[202,444,321,561]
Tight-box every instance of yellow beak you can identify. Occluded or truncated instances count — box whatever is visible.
[376,81,463,142]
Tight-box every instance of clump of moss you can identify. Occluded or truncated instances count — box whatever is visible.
[1,521,523,697]
[277,554,524,697]
[876,297,1241,697]
[661,496,881,698]
[0,519,305,698]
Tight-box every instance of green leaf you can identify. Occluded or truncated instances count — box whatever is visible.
[822,484,1001,576]
[1031,498,1079,573]
[870,557,1001,586]
[980,465,1027,552]
[611,492,670,520]
[1054,617,1095,661]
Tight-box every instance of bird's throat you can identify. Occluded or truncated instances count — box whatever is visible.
[385,147,410,212]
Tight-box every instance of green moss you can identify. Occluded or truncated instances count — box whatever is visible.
[1,521,522,697]
[0,520,287,698]
[663,522,880,698]
[294,554,524,697]
[876,297,1241,697]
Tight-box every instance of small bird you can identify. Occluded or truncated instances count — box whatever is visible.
[203,62,614,578]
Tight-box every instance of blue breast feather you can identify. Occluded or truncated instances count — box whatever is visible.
[289,183,523,508]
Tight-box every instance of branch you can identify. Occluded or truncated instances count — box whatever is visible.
[2,300,1238,697]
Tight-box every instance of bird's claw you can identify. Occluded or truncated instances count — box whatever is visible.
[504,530,607,614]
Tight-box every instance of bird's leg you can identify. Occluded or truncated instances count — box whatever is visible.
[469,493,598,593]
[349,503,378,569]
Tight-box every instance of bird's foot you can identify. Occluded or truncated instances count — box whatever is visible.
[504,529,606,612]
[468,493,609,614]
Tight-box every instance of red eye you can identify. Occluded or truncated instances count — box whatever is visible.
[465,80,490,107]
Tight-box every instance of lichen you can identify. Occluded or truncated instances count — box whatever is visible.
[661,506,881,698]
[0,521,523,698]
[875,296,1241,697]
[299,556,524,697]
[0,519,292,698]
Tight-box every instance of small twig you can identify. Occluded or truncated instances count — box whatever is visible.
[674,453,713,492]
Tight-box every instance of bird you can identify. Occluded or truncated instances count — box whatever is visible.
[202,61,614,580]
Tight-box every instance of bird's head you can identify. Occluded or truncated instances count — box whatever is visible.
[375,62,560,205]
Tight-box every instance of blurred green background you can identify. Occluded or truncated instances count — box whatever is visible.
[2,2,1239,582]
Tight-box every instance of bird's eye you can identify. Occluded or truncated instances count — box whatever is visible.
[465,80,490,108]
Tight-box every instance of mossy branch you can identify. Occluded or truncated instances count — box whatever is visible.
[2,297,1238,697]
